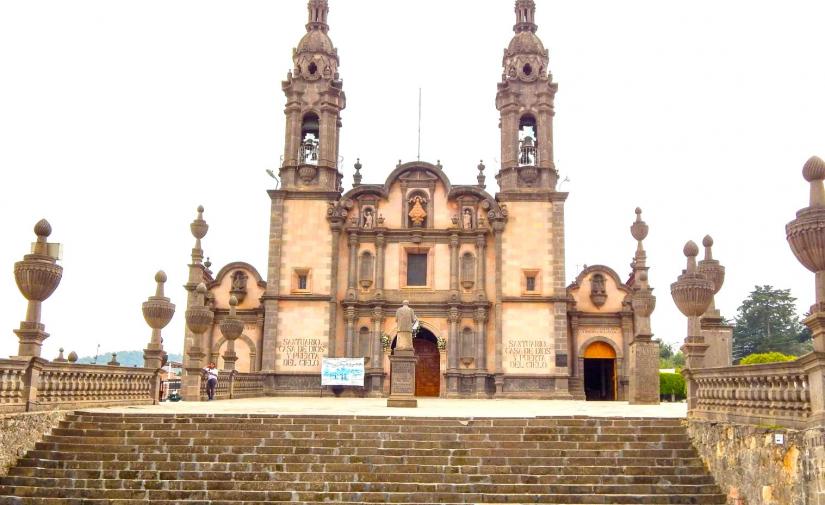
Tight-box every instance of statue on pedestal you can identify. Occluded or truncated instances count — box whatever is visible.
[395,300,415,351]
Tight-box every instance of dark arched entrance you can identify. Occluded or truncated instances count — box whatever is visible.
[413,329,440,396]
[583,341,616,401]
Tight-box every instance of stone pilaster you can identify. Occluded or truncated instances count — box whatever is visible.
[375,232,385,297]
[261,192,285,370]
[475,234,486,301]
[449,233,459,299]
[346,231,358,301]
[327,217,344,357]
[474,307,488,396]
[344,306,356,357]
[493,222,504,394]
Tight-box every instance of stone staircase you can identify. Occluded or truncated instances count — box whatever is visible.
[0,412,726,504]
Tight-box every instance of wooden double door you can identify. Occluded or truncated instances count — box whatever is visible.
[413,334,440,397]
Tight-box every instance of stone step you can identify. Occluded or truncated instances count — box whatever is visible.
[0,486,727,504]
[33,440,699,458]
[0,477,725,498]
[0,500,722,505]
[6,466,716,485]
[22,450,705,469]
[14,458,711,476]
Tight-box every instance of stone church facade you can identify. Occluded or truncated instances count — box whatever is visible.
[182,1,728,402]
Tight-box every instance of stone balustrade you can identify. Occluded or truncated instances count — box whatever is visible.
[199,370,266,401]
[0,358,160,413]
[0,360,28,413]
[687,352,825,429]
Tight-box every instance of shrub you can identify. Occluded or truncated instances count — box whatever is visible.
[659,373,686,400]
[739,352,796,365]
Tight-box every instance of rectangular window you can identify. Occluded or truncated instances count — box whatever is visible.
[406,253,428,286]
[298,274,308,290]
[526,275,536,292]
[292,268,311,293]
[522,269,540,295]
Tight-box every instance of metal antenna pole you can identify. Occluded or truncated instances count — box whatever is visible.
[417,88,422,161]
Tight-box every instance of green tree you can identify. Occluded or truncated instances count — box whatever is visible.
[732,285,812,362]
[739,352,796,365]
[657,340,674,360]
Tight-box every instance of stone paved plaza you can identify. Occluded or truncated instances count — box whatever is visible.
[87,397,687,418]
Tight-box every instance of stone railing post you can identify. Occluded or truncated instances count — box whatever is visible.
[219,296,244,371]
[183,283,213,401]
[13,220,63,359]
[228,370,237,399]
[22,357,47,411]
[142,271,175,370]
[787,155,825,426]
[671,241,715,412]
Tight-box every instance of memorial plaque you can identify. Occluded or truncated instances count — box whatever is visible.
[503,338,553,372]
[555,353,568,367]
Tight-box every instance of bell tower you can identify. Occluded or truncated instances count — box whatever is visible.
[493,1,571,398]
[260,0,345,385]
[280,0,346,191]
[495,0,558,192]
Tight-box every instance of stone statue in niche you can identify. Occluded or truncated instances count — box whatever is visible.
[462,208,473,229]
[589,273,607,308]
[408,196,427,227]
[230,270,248,304]
[362,209,374,229]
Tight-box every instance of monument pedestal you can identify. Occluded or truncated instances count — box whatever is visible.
[387,349,417,408]
[628,337,660,405]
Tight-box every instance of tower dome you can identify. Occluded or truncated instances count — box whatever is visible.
[292,0,339,81]
[502,0,550,83]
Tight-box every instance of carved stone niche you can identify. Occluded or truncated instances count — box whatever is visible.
[590,273,607,308]
[460,252,476,290]
[359,251,374,289]
[408,193,428,228]
[230,270,248,304]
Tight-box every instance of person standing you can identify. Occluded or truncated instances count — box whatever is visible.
[203,362,219,400]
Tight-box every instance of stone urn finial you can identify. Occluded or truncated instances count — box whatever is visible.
[54,347,67,363]
[787,155,825,351]
[353,158,362,186]
[190,206,208,264]
[142,270,175,369]
[477,160,486,189]
[107,352,120,366]
[697,235,725,317]
[13,218,63,358]
[185,283,213,336]
[671,240,715,369]
[219,295,244,371]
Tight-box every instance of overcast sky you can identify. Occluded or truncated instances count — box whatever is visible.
[1,0,823,362]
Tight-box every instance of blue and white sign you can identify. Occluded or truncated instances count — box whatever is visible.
[321,357,365,386]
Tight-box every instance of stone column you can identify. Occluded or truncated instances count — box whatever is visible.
[492,221,505,393]
[344,306,356,357]
[627,208,659,405]
[474,307,488,396]
[671,241,714,412]
[13,219,62,359]
[142,271,175,370]
[346,231,358,301]
[698,236,733,367]
[219,296,244,371]
[446,307,460,395]
[375,232,386,298]
[366,306,385,396]
[449,233,459,299]
[787,155,825,426]
[183,206,209,373]
[475,234,486,300]
[183,283,214,401]
[327,216,344,357]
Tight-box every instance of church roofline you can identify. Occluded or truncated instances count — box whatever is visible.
[382,161,452,194]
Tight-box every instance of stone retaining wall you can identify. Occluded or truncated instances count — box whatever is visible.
[688,419,825,505]
[0,411,66,476]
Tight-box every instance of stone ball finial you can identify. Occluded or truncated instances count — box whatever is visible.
[67,351,78,363]
[155,270,167,283]
[639,271,648,283]
[197,205,205,213]
[702,235,713,248]
[802,156,825,182]
[229,295,238,307]
[196,282,207,295]
[34,219,52,238]
[684,240,699,258]
[635,207,642,215]
[478,160,485,171]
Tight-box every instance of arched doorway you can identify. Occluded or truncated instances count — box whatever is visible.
[583,341,616,401]
[390,327,441,397]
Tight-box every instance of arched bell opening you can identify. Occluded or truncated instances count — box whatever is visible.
[583,341,617,401]
[518,114,537,166]
[300,112,320,165]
